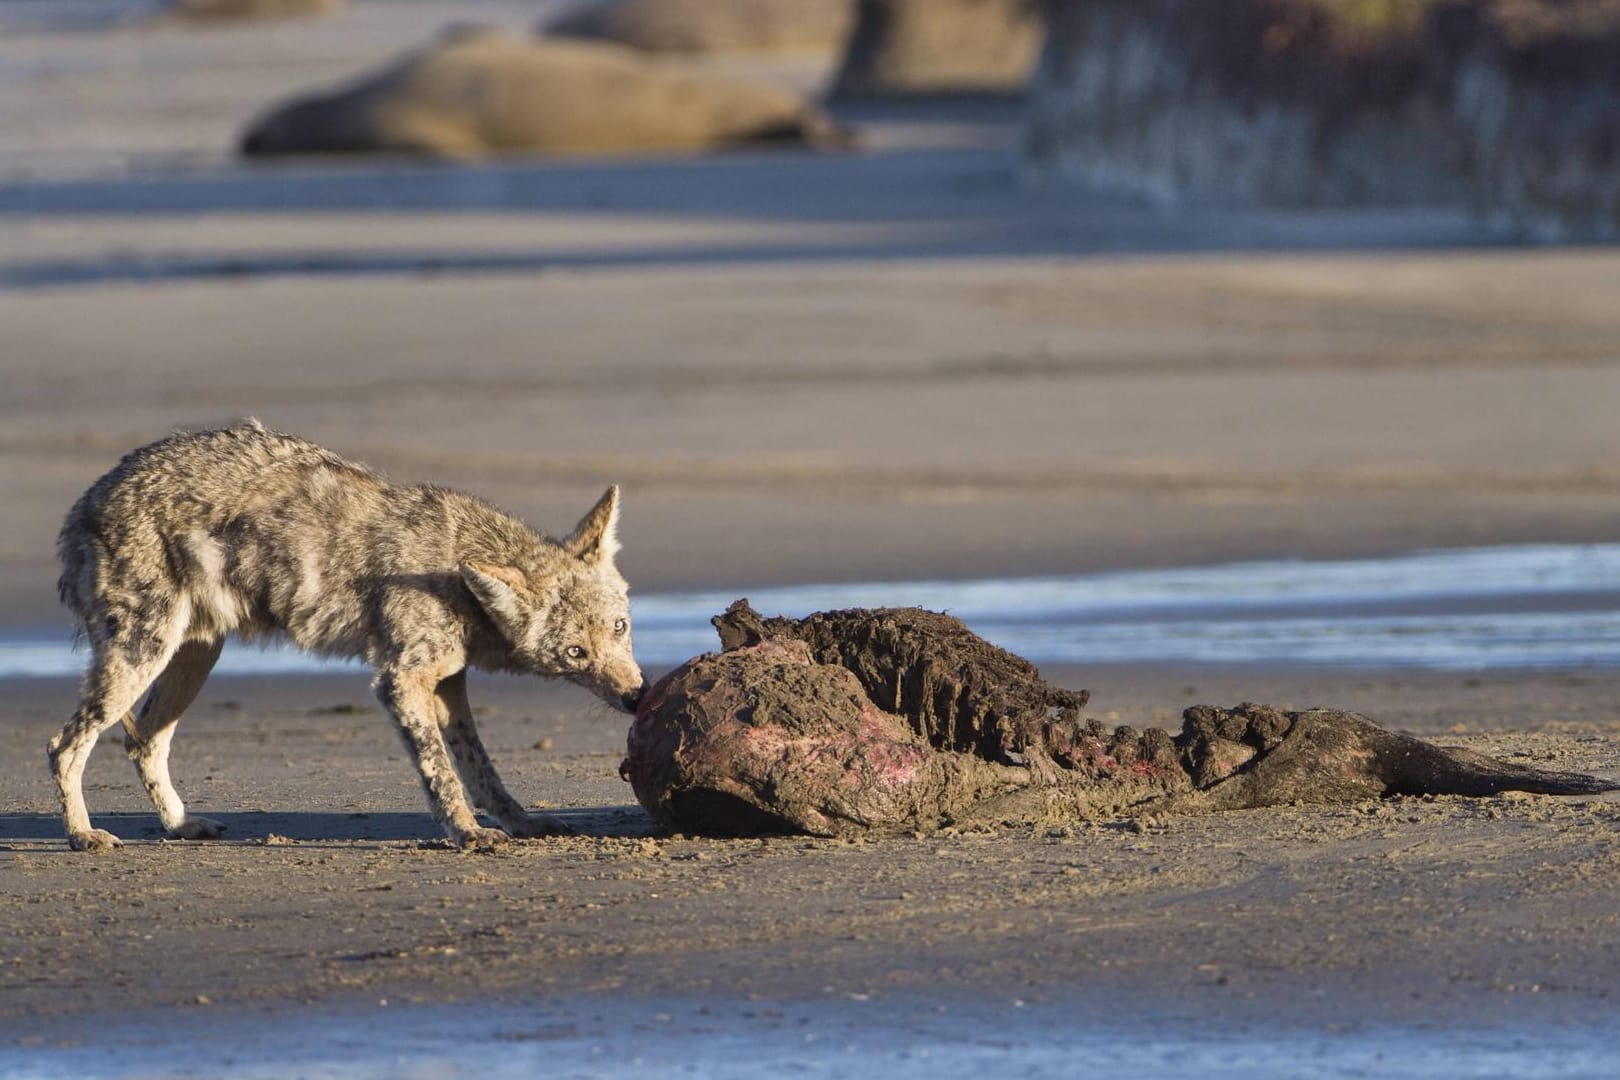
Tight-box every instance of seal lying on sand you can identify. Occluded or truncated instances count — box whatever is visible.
[241,29,847,160]
[623,601,1618,837]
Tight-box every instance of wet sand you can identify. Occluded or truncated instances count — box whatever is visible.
[11,992,1617,1080]
[2,1,1619,1068]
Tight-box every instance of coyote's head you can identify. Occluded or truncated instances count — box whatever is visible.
[461,487,646,712]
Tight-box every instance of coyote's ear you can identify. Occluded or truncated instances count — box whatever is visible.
[564,485,621,565]
[460,561,530,637]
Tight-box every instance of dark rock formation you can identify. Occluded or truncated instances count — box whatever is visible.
[1442,1,1620,238]
[1026,0,1470,208]
[1026,0,1620,237]
[830,0,1044,100]
[624,601,1617,837]
[241,30,847,160]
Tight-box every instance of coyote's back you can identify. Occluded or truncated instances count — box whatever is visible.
[50,420,643,851]
[57,421,382,643]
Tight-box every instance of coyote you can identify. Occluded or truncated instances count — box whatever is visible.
[48,421,645,851]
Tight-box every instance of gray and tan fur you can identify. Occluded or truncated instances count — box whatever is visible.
[49,421,644,851]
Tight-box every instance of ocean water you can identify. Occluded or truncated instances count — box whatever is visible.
[6,543,1616,678]
[3,995,1616,1080]
[631,543,1620,671]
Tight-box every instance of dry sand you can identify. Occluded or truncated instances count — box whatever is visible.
[1,0,1618,1065]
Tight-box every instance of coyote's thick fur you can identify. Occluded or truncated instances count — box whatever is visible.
[48,421,644,851]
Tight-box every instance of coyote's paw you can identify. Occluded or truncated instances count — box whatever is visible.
[504,812,573,839]
[168,816,227,840]
[455,826,512,851]
[68,828,123,852]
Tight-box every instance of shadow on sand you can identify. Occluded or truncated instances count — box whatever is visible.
[0,805,655,847]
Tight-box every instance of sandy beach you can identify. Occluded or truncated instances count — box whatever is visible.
[2,2,1618,1074]
[4,669,1619,1012]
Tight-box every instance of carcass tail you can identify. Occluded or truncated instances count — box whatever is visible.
[1384,740,1619,797]
[1508,771,1620,796]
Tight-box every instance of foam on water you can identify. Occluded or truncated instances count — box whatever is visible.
[4,544,1618,677]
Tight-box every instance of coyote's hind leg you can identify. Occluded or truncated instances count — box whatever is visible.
[49,610,185,851]
[126,638,226,839]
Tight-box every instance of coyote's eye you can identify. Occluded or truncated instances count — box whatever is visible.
[566,645,588,661]
[613,618,627,636]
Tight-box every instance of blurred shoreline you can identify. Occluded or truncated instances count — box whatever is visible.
[5,2,1618,632]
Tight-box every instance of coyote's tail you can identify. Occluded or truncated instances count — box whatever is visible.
[56,501,92,621]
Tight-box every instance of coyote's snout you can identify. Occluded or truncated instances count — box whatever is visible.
[48,421,643,851]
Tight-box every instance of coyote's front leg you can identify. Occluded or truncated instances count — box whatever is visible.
[436,670,571,838]
[375,667,508,849]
